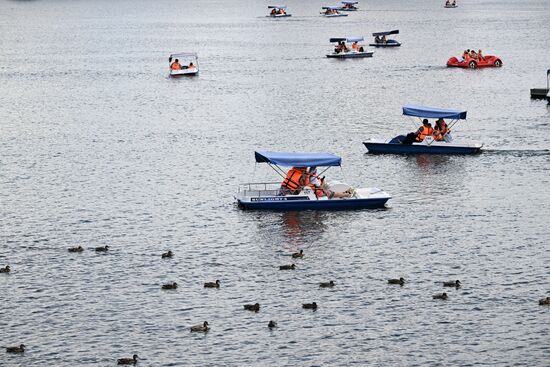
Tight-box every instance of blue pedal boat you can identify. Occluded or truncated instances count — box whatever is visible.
[369,30,401,47]
[363,105,483,154]
[340,1,359,11]
[235,151,391,210]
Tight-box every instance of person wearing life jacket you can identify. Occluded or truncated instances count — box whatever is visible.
[352,41,359,51]
[170,59,182,70]
[304,167,326,197]
[415,119,434,142]
[280,167,306,195]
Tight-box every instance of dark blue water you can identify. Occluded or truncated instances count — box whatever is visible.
[1,0,549,365]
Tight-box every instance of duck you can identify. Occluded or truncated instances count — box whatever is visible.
[95,245,109,252]
[204,280,220,288]
[443,280,461,288]
[161,250,173,259]
[117,354,139,365]
[68,246,84,253]
[6,344,25,353]
[291,250,304,259]
[268,320,277,328]
[539,297,550,305]
[433,292,448,300]
[0,265,10,273]
[244,303,260,312]
[302,302,318,310]
[190,321,209,332]
[319,281,335,288]
[388,277,405,285]
[161,282,178,290]
[279,264,295,270]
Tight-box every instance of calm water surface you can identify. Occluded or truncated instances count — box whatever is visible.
[1,0,549,365]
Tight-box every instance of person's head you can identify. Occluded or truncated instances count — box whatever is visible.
[478,49,482,53]
[175,58,179,63]
[422,119,429,126]
[189,62,194,66]
[309,167,317,175]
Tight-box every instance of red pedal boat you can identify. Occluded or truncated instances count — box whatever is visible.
[447,53,502,69]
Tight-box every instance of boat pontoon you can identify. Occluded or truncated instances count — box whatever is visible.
[267,5,291,17]
[340,1,359,11]
[369,30,401,47]
[169,53,199,76]
[363,105,483,154]
[321,6,348,17]
[326,37,373,58]
[235,151,391,210]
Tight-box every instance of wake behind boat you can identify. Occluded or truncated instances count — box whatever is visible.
[326,37,373,58]
[363,105,483,154]
[235,151,391,210]
[169,53,198,76]
[369,30,401,47]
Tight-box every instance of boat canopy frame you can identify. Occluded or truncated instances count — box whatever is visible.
[372,30,399,37]
[254,151,341,181]
[341,1,359,4]
[329,36,364,43]
[268,5,287,9]
[322,5,344,10]
[402,104,467,135]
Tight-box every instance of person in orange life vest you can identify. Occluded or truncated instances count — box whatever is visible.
[415,119,434,142]
[352,41,359,51]
[280,167,306,195]
[170,58,182,70]
[433,118,450,141]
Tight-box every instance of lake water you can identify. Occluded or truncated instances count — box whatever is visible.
[1,0,549,365]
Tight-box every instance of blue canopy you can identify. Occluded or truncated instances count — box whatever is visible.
[323,5,343,10]
[268,5,287,9]
[402,105,467,119]
[329,36,363,43]
[255,151,342,167]
[372,30,399,37]
[341,1,358,4]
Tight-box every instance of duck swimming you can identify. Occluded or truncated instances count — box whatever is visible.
[190,321,209,332]
[539,297,550,305]
[388,277,405,285]
[268,320,277,328]
[244,303,260,312]
[204,280,220,288]
[0,265,10,273]
[6,344,25,353]
[117,354,138,365]
[161,250,173,259]
[302,302,318,310]
[319,281,335,288]
[443,280,461,288]
[95,245,109,252]
[279,264,295,270]
[433,292,448,300]
[291,250,304,258]
[162,282,178,290]
[68,246,84,253]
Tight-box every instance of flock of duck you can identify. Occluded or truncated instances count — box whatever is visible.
[3,247,549,364]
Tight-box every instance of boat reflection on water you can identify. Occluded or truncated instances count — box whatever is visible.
[280,211,329,248]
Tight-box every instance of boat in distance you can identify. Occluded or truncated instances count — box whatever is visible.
[363,105,483,154]
[235,151,391,210]
[326,37,373,58]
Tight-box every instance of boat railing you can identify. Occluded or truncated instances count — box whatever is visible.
[238,182,281,197]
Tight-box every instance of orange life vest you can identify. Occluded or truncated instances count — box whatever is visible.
[417,126,433,141]
[171,62,181,70]
[281,168,305,191]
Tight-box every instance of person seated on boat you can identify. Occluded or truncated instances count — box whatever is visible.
[403,119,433,144]
[279,167,306,195]
[446,0,450,5]
[463,50,470,61]
[452,0,456,5]
[375,36,382,44]
[382,35,387,44]
[351,41,359,51]
[279,8,286,14]
[342,42,349,52]
[170,59,182,70]
[433,118,449,141]
[477,49,484,61]
[188,62,195,69]
[469,49,478,59]
[271,8,277,15]
[358,46,364,52]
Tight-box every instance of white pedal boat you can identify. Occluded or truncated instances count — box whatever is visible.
[235,151,391,210]
[169,52,198,76]
[267,5,291,17]
[326,36,373,58]
[321,6,348,17]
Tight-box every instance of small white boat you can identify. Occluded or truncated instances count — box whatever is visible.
[169,53,198,76]
[235,151,391,210]
[267,4,291,17]
[326,37,373,58]
[340,1,358,11]
[321,6,348,17]
[444,1,458,8]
